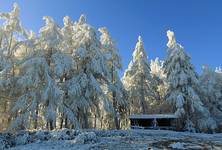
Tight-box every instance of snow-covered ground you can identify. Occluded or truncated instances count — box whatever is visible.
[1,129,222,150]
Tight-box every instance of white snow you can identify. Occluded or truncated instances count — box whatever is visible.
[72,132,97,144]
[170,142,185,149]
[5,129,222,150]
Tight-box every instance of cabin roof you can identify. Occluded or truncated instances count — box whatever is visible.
[129,114,178,119]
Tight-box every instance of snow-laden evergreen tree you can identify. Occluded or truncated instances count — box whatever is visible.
[0,3,28,130]
[122,36,155,114]
[164,30,216,132]
[62,15,112,128]
[99,27,128,129]
[10,16,65,130]
[200,65,222,129]
[53,16,79,129]
[216,66,222,74]
[150,58,170,113]
[11,56,63,130]
[37,16,65,130]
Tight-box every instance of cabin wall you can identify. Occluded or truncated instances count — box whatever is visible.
[130,118,177,130]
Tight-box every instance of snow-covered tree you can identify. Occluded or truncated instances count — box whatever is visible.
[55,16,82,129]
[122,36,155,114]
[39,16,65,130]
[9,16,64,131]
[199,65,222,129]
[99,27,128,129]
[150,58,169,113]
[164,30,216,132]
[63,15,112,129]
[0,3,28,130]
[216,66,222,74]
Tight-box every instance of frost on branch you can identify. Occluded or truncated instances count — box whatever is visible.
[167,30,176,49]
[78,14,86,25]
[40,16,62,49]
[63,16,73,27]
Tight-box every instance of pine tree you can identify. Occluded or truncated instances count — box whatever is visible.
[10,16,65,130]
[216,66,222,74]
[99,27,127,129]
[38,16,65,130]
[200,65,222,129]
[56,16,80,129]
[122,36,155,114]
[66,15,112,128]
[0,3,28,130]
[150,58,169,113]
[164,30,216,132]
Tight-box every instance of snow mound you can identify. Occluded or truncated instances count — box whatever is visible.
[15,131,31,145]
[0,136,10,149]
[0,133,15,149]
[94,130,129,137]
[33,130,51,141]
[72,132,97,144]
[169,142,185,149]
[50,129,81,140]
[0,129,84,149]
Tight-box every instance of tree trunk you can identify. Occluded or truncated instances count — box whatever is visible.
[49,120,54,130]
[111,63,120,130]
[60,114,64,129]
[140,74,147,114]
[113,91,120,130]
[65,117,68,128]
[83,109,89,129]
[46,122,49,130]
[94,114,97,129]
[34,103,39,129]
[101,116,103,129]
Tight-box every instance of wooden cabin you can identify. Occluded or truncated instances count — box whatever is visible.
[129,114,178,130]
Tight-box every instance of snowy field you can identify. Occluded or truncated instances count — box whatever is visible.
[1,129,222,150]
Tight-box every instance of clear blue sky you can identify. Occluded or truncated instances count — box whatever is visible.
[1,0,222,75]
